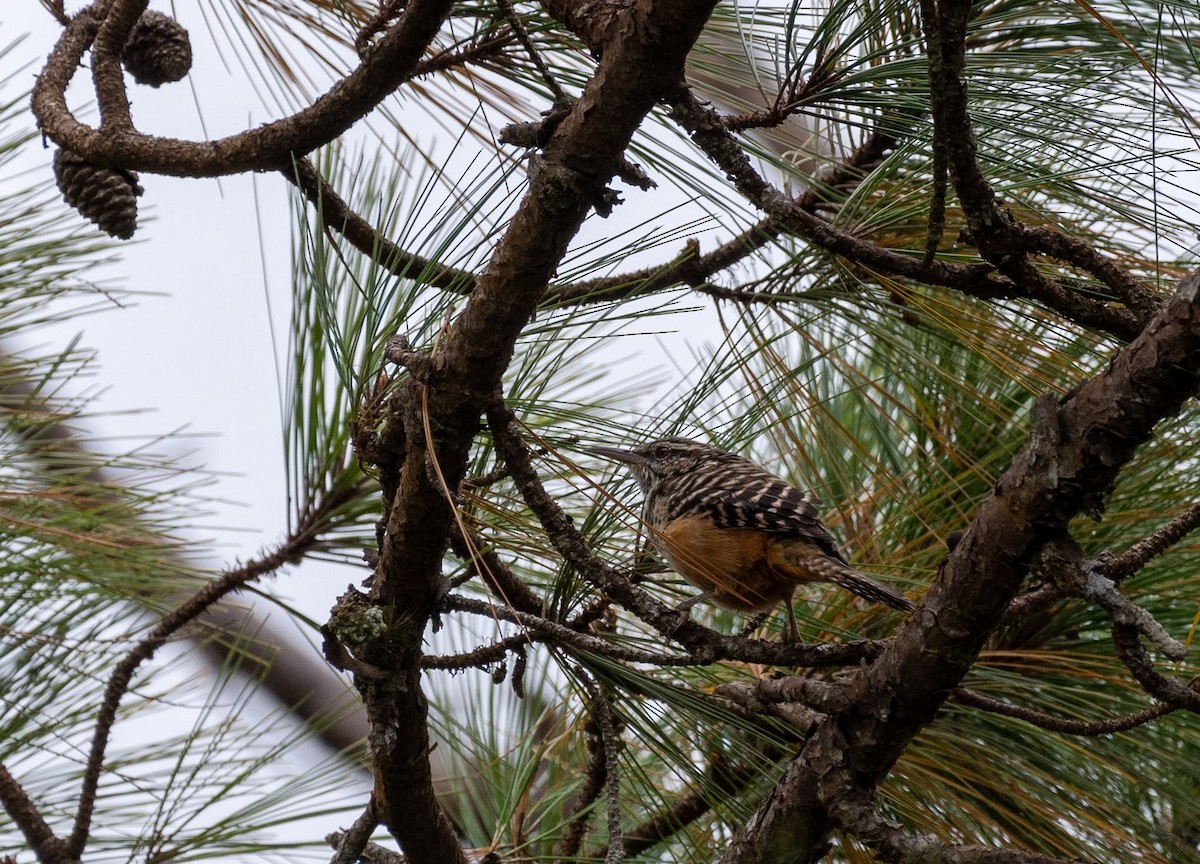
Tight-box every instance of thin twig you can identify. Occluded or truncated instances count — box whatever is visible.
[495,0,570,106]
[409,31,516,78]
[441,594,701,666]
[1003,503,1200,624]
[951,688,1175,736]
[576,668,624,864]
[422,629,533,670]
[918,0,948,267]
[1102,501,1200,583]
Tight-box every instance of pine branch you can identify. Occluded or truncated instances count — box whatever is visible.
[919,0,1155,326]
[665,84,1143,341]
[721,270,1200,862]
[588,753,761,859]
[284,157,476,294]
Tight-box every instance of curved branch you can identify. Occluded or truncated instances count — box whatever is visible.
[1110,619,1200,714]
[91,0,143,129]
[33,0,455,176]
[67,484,355,859]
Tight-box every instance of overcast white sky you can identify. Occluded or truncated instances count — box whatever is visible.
[6,2,335,618]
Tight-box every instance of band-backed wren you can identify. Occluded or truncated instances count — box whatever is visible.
[587,437,913,640]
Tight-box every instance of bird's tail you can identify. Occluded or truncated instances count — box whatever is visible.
[815,560,914,612]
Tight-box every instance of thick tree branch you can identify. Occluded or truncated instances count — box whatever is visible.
[330,801,380,864]
[843,270,1200,775]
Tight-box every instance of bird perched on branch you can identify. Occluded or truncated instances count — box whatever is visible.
[587,437,913,641]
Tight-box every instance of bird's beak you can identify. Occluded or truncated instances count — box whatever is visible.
[583,445,649,467]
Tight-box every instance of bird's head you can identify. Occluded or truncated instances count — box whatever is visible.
[585,437,725,493]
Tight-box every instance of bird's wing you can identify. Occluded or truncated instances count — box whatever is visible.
[702,474,850,564]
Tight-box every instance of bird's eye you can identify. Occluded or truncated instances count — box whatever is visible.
[653,444,671,460]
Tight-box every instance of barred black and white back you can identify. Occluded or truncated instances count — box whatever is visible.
[625,438,843,554]
[620,437,913,613]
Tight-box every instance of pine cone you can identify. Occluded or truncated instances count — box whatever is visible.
[123,10,192,87]
[53,149,143,240]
